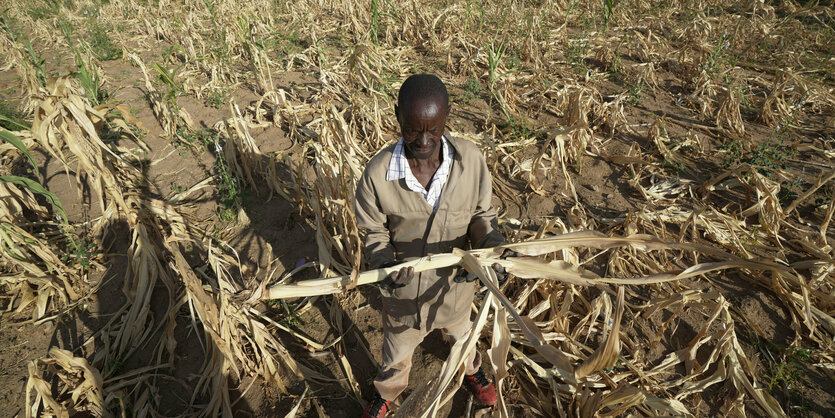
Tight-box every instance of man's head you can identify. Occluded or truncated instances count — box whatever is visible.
[396,74,450,160]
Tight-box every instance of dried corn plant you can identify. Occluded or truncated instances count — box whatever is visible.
[716,85,746,136]
[0,217,77,323]
[26,348,107,418]
[0,27,42,113]
[6,77,310,415]
[0,77,146,324]
[295,104,366,282]
[264,231,807,417]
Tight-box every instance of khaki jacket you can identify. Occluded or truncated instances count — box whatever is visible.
[354,134,504,330]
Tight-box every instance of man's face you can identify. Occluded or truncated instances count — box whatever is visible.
[396,95,449,160]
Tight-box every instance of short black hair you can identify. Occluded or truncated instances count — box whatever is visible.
[397,74,449,108]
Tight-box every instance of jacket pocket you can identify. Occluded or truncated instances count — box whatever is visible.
[442,210,471,252]
[382,270,421,324]
[451,276,475,315]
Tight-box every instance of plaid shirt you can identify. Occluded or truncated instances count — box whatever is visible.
[385,137,453,211]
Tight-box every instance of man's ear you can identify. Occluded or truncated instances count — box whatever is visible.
[394,104,401,124]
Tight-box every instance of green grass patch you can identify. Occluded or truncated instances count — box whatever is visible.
[205,88,230,109]
[26,0,72,20]
[501,118,546,143]
[87,21,122,61]
[720,127,795,176]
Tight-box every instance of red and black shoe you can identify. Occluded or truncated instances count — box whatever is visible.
[463,367,497,406]
[361,392,392,418]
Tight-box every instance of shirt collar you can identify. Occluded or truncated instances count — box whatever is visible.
[386,135,450,182]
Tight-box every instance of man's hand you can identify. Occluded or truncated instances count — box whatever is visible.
[491,263,508,283]
[377,264,415,292]
[499,249,518,260]
[453,263,508,283]
[492,249,517,283]
[454,249,517,284]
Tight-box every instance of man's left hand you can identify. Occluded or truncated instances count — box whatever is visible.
[453,263,510,284]
[489,249,517,283]
[491,263,508,283]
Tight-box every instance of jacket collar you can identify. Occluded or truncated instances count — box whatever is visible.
[437,132,464,212]
[444,132,465,162]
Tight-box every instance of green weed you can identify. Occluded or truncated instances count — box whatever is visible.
[777,179,802,205]
[746,139,794,175]
[280,311,303,327]
[506,51,522,70]
[702,31,739,82]
[62,230,95,271]
[502,118,546,143]
[205,88,229,109]
[627,78,645,106]
[23,39,47,88]
[57,15,75,40]
[608,51,623,75]
[370,0,380,44]
[216,153,243,222]
[27,6,58,20]
[602,0,615,30]
[702,37,725,79]
[176,128,243,221]
[73,43,107,105]
[719,138,744,169]
[59,18,111,105]
[753,341,813,415]
[0,99,29,131]
[486,37,527,119]
[567,38,589,74]
[461,76,481,105]
[87,21,122,61]
[756,343,812,390]
[174,126,208,151]
[277,299,305,327]
[274,29,307,57]
[721,127,794,176]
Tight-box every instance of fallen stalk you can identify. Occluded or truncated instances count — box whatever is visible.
[262,230,792,300]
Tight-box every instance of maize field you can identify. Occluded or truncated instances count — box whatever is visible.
[0,0,833,416]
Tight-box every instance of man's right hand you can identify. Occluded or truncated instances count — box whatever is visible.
[377,265,415,291]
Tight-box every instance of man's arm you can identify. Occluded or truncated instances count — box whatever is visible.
[467,152,505,249]
[355,169,396,269]
[455,151,508,284]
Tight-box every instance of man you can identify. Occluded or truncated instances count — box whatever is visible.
[355,74,506,418]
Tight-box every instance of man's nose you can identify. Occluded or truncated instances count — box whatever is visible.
[418,132,432,144]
